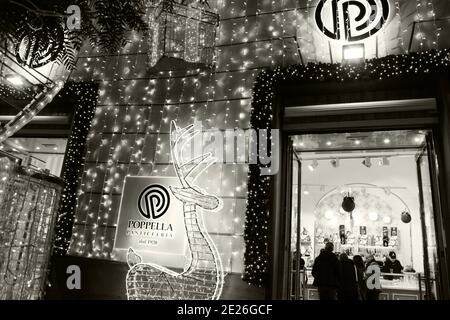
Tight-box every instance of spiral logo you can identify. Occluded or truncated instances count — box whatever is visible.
[137,184,171,220]
[315,0,390,42]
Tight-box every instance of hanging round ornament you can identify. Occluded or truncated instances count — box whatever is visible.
[401,210,412,223]
[15,17,64,69]
[341,193,355,213]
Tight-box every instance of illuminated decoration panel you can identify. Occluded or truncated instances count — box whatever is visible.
[126,121,224,300]
[0,156,63,299]
[147,0,219,68]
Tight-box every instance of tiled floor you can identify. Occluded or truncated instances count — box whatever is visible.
[221,274,266,300]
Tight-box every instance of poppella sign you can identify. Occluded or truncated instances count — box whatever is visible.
[114,176,186,261]
[315,0,391,42]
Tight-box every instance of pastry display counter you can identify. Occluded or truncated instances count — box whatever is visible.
[291,268,427,300]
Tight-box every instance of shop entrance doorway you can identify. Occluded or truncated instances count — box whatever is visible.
[287,130,443,300]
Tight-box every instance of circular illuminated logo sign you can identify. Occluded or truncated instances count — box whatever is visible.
[138,184,171,220]
[315,0,390,42]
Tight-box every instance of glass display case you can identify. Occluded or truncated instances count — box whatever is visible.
[292,264,428,300]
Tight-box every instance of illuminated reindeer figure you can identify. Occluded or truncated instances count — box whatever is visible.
[126,121,224,300]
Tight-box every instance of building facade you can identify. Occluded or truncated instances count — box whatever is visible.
[38,0,450,300]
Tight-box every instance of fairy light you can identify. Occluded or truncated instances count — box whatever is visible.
[306,0,315,62]
[102,20,149,258]
[416,0,425,50]
[75,106,110,256]
[394,0,406,54]
[136,88,157,177]
[99,105,128,258]
[147,2,161,67]
[427,0,439,50]
[53,82,98,256]
[87,47,123,258]
[151,74,174,177]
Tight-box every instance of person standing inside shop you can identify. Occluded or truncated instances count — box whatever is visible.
[338,253,359,300]
[312,242,340,300]
[382,251,404,280]
[365,255,382,300]
[353,255,367,300]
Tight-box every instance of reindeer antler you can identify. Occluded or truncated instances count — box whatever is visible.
[170,121,216,188]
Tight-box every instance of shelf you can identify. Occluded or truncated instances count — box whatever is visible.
[359,245,397,249]
[316,243,397,249]
[341,245,397,249]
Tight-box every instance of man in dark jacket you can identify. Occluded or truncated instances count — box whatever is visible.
[312,242,340,300]
[382,251,403,280]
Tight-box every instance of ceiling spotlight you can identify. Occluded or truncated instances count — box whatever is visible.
[355,140,361,145]
[362,157,372,168]
[384,138,391,144]
[331,159,340,168]
[326,141,332,146]
[308,160,319,172]
[325,210,334,220]
[369,212,379,221]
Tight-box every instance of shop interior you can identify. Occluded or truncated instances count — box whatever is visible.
[0,137,67,176]
[289,129,440,300]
